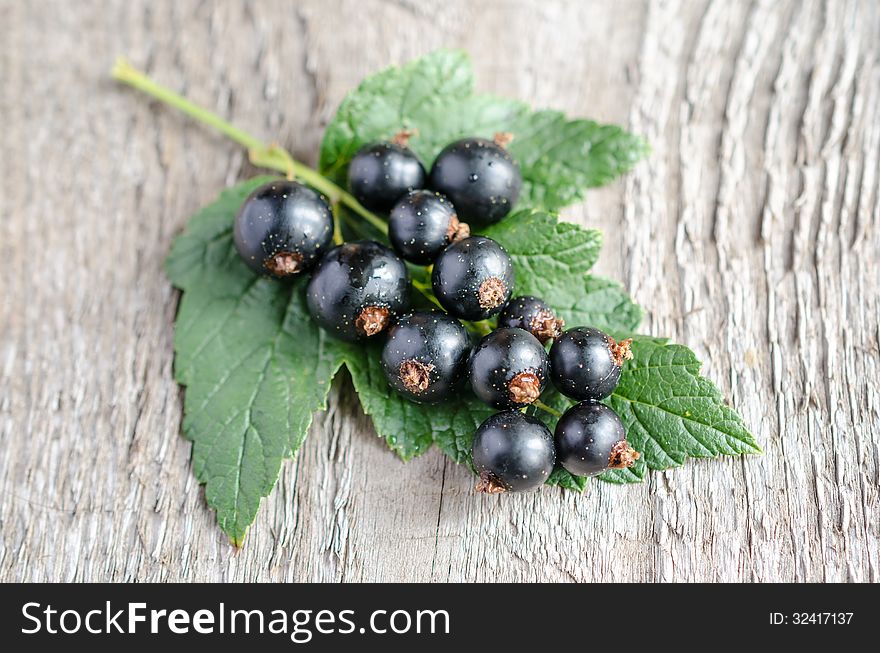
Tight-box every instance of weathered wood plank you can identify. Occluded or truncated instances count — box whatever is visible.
[0,0,877,582]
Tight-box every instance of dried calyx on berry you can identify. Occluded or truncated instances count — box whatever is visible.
[472,410,556,493]
[477,277,507,309]
[550,326,632,401]
[388,190,470,265]
[381,311,471,404]
[354,305,391,337]
[469,327,549,410]
[399,360,434,392]
[554,401,639,477]
[431,236,514,320]
[498,295,565,343]
[233,180,334,278]
[306,240,410,342]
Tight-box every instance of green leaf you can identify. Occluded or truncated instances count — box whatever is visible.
[319,50,646,212]
[167,177,348,546]
[507,110,650,210]
[546,467,588,491]
[343,344,494,461]
[483,210,643,335]
[553,276,644,337]
[597,464,646,484]
[318,50,504,182]
[482,209,603,278]
[606,336,763,480]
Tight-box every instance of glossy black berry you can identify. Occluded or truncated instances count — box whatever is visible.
[428,135,521,224]
[388,190,470,264]
[431,236,514,320]
[306,240,410,342]
[381,311,470,404]
[347,141,426,213]
[233,180,334,277]
[498,295,565,344]
[472,411,555,493]
[554,401,639,476]
[469,328,549,410]
[550,327,632,401]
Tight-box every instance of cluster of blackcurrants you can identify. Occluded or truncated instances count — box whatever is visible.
[232,132,639,494]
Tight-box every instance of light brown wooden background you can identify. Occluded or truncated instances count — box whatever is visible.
[1,0,878,582]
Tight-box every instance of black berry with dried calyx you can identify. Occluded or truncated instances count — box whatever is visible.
[388,190,470,264]
[472,410,555,493]
[431,236,514,320]
[549,326,632,401]
[381,311,470,404]
[498,295,565,344]
[469,327,549,409]
[347,131,426,213]
[233,180,334,278]
[306,240,410,342]
[428,133,521,224]
[554,401,639,477]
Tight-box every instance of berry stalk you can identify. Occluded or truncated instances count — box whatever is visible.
[111,58,388,235]
[330,201,344,246]
[410,278,445,310]
[532,399,562,417]
[464,319,494,336]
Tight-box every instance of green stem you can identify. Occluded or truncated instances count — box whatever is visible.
[330,201,344,246]
[111,57,387,235]
[410,276,496,334]
[347,201,388,235]
[411,278,444,310]
[466,320,494,336]
[111,58,263,151]
[533,400,562,417]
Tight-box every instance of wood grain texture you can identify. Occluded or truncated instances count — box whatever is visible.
[0,0,878,582]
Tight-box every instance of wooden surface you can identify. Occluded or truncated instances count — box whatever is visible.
[1,0,878,582]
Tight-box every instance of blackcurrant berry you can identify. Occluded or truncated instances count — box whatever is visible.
[549,327,632,401]
[233,180,334,277]
[472,410,555,493]
[306,240,410,342]
[428,134,521,224]
[469,328,549,409]
[347,139,426,213]
[388,190,470,264]
[431,236,514,320]
[498,295,565,344]
[381,311,471,404]
[554,401,639,476]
